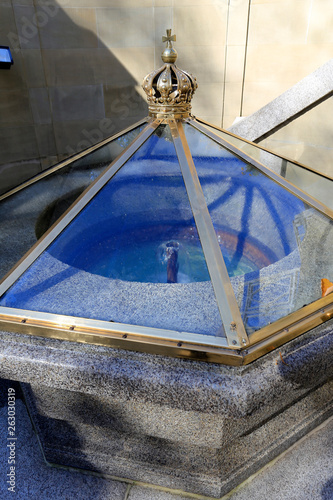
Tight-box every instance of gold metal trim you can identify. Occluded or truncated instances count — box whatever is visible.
[0,119,161,294]
[148,105,191,120]
[0,307,242,365]
[0,117,241,364]
[243,296,333,364]
[1,297,331,366]
[189,119,333,220]
[169,120,249,348]
[248,292,333,347]
[0,118,149,202]
[195,117,333,182]
[0,307,229,347]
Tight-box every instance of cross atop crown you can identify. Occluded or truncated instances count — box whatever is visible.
[162,29,176,47]
[161,29,177,63]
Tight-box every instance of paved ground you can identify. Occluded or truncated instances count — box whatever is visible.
[0,379,332,500]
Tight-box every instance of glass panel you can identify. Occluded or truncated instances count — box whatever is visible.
[0,125,223,337]
[185,123,333,334]
[278,161,333,209]
[197,121,333,209]
[258,96,333,177]
[0,125,144,280]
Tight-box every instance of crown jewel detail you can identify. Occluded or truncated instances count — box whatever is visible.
[142,29,198,119]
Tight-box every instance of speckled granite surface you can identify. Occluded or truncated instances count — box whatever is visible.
[0,378,332,499]
[0,252,222,335]
[0,317,332,497]
[0,380,128,500]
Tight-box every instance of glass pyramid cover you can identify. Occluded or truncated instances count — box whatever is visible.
[1,31,333,364]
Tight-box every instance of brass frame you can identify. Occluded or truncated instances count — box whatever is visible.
[0,116,333,365]
[195,117,333,183]
[0,307,241,365]
[169,120,248,347]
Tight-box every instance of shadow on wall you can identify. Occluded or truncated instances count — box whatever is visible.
[0,0,147,194]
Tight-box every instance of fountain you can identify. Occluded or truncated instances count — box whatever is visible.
[0,30,332,498]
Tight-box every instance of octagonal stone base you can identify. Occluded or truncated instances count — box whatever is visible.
[0,320,332,497]
[22,380,332,498]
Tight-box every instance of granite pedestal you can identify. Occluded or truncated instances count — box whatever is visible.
[0,319,332,498]
[0,140,332,496]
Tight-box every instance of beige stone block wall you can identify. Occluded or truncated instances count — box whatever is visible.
[0,0,332,192]
[0,0,152,193]
[242,0,333,118]
[222,0,249,128]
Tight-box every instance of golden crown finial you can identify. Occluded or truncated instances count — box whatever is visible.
[142,28,198,119]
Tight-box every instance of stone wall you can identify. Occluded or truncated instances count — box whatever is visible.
[0,0,332,193]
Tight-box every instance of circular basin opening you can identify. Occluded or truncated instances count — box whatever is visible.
[50,223,269,283]
[36,194,275,284]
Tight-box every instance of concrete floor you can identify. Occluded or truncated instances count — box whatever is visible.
[0,378,332,500]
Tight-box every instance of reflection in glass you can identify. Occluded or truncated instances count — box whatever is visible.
[197,121,333,210]
[185,123,333,334]
[281,162,333,209]
[0,125,223,337]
